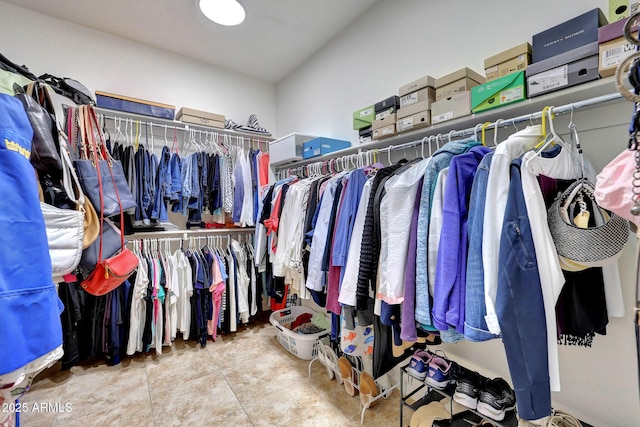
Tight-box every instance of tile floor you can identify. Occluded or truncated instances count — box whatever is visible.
[18,316,401,427]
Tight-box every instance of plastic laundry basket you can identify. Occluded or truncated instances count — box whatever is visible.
[269,306,329,360]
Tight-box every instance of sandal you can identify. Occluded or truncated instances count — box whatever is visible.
[359,371,380,407]
[338,356,358,396]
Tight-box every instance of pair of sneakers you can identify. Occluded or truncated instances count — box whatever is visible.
[406,349,458,389]
[453,369,516,421]
[224,114,270,134]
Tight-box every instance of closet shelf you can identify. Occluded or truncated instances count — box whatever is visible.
[272,76,624,170]
[94,106,275,142]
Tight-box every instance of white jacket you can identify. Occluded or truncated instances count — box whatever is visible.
[482,125,543,334]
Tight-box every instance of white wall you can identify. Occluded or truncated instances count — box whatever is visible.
[280,1,640,426]
[277,0,610,143]
[0,1,277,136]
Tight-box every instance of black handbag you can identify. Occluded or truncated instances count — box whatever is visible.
[73,105,136,217]
[13,82,62,172]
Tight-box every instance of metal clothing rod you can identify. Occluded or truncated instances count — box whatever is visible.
[129,227,255,239]
[95,112,271,150]
[283,91,623,178]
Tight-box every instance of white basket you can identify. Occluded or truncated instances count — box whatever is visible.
[269,306,329,360]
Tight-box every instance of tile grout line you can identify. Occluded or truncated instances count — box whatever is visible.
[142,354,159,427]
[217,364,256,426]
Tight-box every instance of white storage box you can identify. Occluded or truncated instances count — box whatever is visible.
[269,133,317,166]
[269,306,329,360]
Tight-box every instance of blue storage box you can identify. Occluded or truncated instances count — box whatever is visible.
[303,137,350,159]
[95,91,175,120]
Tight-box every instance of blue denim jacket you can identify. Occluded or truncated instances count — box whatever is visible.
[464,152,500,342]
[415,139,480,326]
[152,146,171,221]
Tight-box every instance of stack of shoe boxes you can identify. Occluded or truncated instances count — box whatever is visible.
[372,95,400,140]
[353,105,375,143]
[470,45,530,114]
[435,68,485,116]
[396,75,436,134]
[526,8,607,98]
[598,16,639,77]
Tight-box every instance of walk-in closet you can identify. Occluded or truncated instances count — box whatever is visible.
[0,1,639,426]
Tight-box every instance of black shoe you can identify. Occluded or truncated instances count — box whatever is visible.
[476,378,516,421]
[453,368,485,409]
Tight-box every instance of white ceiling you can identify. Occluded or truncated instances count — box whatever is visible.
[3,0,379,83]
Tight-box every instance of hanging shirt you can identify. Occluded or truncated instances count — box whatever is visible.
[127,256,148,355]
[482,125,542,334]
[338,178,373,307]
[306,175,343,292]
[428,168,449,298]
[378,158,431,303]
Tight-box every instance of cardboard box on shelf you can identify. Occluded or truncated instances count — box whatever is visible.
[397,110,430,133]
[375,95,400,112]
[526,42,599,76]
[399,75,435,96]
[431,91,472,124]
[352,105,375,130]
[178,115,224,128]
[598,17,640,77]
[435,68,485,101]
[176,107,225,123]
[372,113,397,130]
[484,43,532,81]
[528,55,599,97]
[400,87,436,109]
[375,106,399,120]
[397,99,431,119]
[608,0,639,22]
[302,137,351,159]
[471,71,526,113]
[373,124,397,140]
[532,8,607,63]
[95,91,175,120]
[358,125,372,137]
[359,135,373,144]
[269,133,317,165]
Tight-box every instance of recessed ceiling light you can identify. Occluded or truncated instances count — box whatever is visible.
[198,0,245,26]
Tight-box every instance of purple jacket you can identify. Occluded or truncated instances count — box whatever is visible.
[432,146,491,332]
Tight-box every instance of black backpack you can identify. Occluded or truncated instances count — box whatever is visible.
[0,52,37,80]
[39,73,95,106]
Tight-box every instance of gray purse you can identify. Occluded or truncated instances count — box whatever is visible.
[41,201,84,281]
[548,179,630,267]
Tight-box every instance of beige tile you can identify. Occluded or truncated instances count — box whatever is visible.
[220,351,303,388]
[233,378,349,427]
[342,389,400,426]
[56,366,151,418]
[14,405,58,427]
[306,362,362,420]
[145,346,219,394]
[151,374,252,426]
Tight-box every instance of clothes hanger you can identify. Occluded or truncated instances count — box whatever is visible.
[448,130,455,144]
[535,106,566,154]
[474,123,483,142]
[481,122,492,147]
[428,135,434,157]
[533,106,552,150]
[494,119,504,147]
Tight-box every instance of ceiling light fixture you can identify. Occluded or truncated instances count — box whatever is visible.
[198,0,245,26]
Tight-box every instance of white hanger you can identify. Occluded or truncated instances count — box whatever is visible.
[494,119,504,147]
